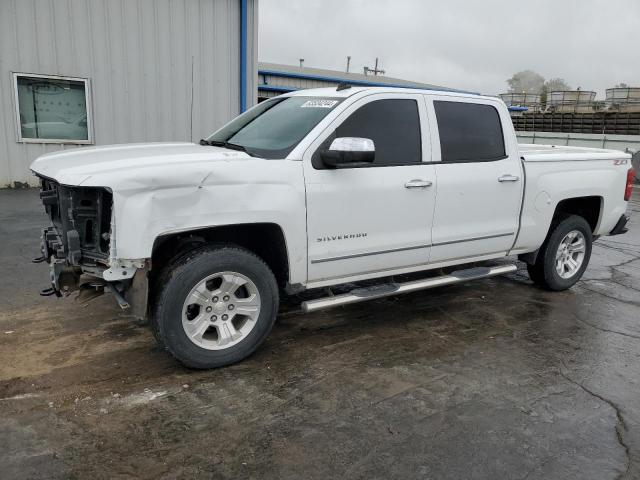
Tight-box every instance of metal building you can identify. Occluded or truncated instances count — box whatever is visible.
[0,0,258,187]
[257,62,463,101]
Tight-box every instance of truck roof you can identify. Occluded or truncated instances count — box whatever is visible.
[282,86,494,102]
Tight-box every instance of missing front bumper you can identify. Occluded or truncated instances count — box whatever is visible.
[33,247,149,319]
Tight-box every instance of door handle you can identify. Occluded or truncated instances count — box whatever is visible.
[498,174,520,183]
[404,179,433,189]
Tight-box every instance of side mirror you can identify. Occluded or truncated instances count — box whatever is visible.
[320,137,375,168]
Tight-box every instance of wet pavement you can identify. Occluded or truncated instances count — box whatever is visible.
[0,187,639,480]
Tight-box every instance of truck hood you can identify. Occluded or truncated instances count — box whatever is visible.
[30,141,306,265]
[30,142,253,186]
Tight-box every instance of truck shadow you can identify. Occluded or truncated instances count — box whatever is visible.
[1,272,569,405]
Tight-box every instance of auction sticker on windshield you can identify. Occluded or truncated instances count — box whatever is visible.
[301,99,339,108]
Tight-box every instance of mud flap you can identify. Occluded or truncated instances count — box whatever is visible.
[125,266,149,320]
[609,214,630,236]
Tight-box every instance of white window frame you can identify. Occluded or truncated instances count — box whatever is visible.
[12,72,94,144]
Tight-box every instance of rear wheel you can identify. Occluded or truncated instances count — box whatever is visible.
[153,245,279,369]
[527,215,592,291]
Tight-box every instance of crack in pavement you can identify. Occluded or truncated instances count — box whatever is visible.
[574,246,640,308]
[583,273,640,294]
[595,242,640,257]
[595,250,640,269]
[573,312,640,340]
[610,270,640,291]
[559,361,630,480]
[577,284,640,308]
[520,454,558,480]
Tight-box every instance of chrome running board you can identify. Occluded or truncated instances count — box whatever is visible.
[301,264,517,313]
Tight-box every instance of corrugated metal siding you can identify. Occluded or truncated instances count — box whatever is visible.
[246,0,258,107]
[259,90,281,99]
[260,74,340,91]
[0,0,257,187]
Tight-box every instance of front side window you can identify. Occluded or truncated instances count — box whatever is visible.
[207,96,343,159]
[332,99,422,166]
[14,74,91,143]
[434,101,505,162]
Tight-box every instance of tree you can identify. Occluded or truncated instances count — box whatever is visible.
[544,78,571,92]
[540,84,548,106]
[540,78,571,105]
[615,83,629,88]
[507,70,545,94]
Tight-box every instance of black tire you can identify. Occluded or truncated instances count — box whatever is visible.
[527,215,593,291]
[152,245,279,369]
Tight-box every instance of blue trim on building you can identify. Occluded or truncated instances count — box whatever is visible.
[508,106,529,112]
[239,0,248,112]
[258,69,477,95]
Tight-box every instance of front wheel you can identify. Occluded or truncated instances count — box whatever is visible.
[152,245,279,369]
[527,215,593,291]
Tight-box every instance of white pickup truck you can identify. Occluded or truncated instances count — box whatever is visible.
[31,86,635,368]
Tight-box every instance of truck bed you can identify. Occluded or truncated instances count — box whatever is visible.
[519,143,627,162]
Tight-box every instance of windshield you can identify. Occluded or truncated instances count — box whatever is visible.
[206,96,343,159]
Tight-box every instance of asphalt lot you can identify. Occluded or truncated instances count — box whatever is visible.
[1,187,639,480]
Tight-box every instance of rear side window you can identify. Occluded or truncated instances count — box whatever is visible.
[434,101,505,162]
[334,99,422,166]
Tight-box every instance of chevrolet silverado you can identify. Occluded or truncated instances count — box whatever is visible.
[30,86,635,368]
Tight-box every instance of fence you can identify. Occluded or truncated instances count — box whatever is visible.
[511,112,640,136]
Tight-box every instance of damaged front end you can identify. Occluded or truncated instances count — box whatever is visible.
[34,176,147,317]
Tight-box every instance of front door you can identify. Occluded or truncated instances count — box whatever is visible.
[303,94,437,285]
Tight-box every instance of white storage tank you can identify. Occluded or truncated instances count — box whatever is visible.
[605,87,640,112]
[546,90,596,113]
[499,93,541,111]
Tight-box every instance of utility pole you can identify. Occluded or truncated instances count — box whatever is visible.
[346,56,351,73]
[363,57,385,76]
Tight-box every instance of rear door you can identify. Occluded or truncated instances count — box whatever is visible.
[426,96,523,263]
[303,93,437,284]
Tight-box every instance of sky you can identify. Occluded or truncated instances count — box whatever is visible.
[258,0,640,98]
